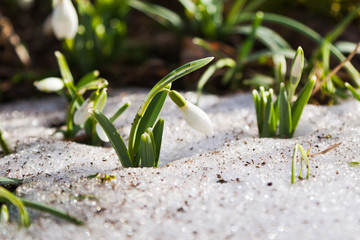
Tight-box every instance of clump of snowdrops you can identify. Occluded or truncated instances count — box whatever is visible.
[89,57,214,168]
[34,51,129,145]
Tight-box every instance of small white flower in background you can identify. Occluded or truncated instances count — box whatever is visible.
[74,99,93,125]
[169,90,213,134]
[34,77,64,92]
[51,0,78,40]
[96,123,109,142]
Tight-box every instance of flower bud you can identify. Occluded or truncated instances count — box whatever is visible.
[51,0,78,40]
[34,77,64,92]
[290,47,304,79]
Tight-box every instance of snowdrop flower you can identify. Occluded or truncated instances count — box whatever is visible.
[74,89,107,125]
[51,0,78,40]
[96,123,109,142]
[74,99,93,125]
[290,46,304,79]
[34,77,64,92]
[169,90,212,134]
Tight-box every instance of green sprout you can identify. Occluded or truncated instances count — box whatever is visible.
[252,47,316,138]
[291,144,309,184]
[34,51,129,145]
[0,177,83,227]
[90,57,214,168]
[0,127,12,155]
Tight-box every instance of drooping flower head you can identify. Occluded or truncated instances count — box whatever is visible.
[169,90,213,134]
[34,77,64,92]
[51,0,78,40]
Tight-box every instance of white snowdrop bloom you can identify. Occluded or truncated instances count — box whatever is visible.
[291,47,304,78]
[34,77,64,92]
[74,99,93,125]
[51,0,78,40]
[169,90,213,134]
[180,101,213,134]
[96,123,109,142]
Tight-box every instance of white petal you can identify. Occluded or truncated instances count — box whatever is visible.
[51,0,78,40]
[96,123,109,142]
[34,77,64,92]
[74,99,92,125]
[180,101,213,134]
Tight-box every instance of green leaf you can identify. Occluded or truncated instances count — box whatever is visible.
[196,58,235,104]
[77,78,108,95]
[110,102,130,123]
[21,198,84,226]
[345,82,360,101]
[140,132,155,167]
[90,110,132,167]
[291,76,316,134]
[0,187,29,227]
[133,89,168,167]
[76,70,100,89]
[262,89,275,137]
[252,89,261,135]
[128,0,183,30]
[0,177,21,190]
[152,119,164,167]
[279,83,292,138]
[54,51,77,98]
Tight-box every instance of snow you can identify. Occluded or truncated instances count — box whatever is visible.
[1,89,360,240]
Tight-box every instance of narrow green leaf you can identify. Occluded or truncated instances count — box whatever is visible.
[262,89,274,137]
[54,51,77,98]
[196,58,235,104]
[0,177,21,189]
[291,76,316,134]
[110,102,130,123]
[279,83,292,138]
[133,90,168,167]
[77,79,108,95]
[252,89,261,135]
[90,110,132,168]
[152,119,164,167]
[345,82,360,101]
[76,70,100,89]
[140,133,155,167]
[0,187,29,227]
[21,198,84,226]
[128,0,183,30]
[291,144,298,184]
